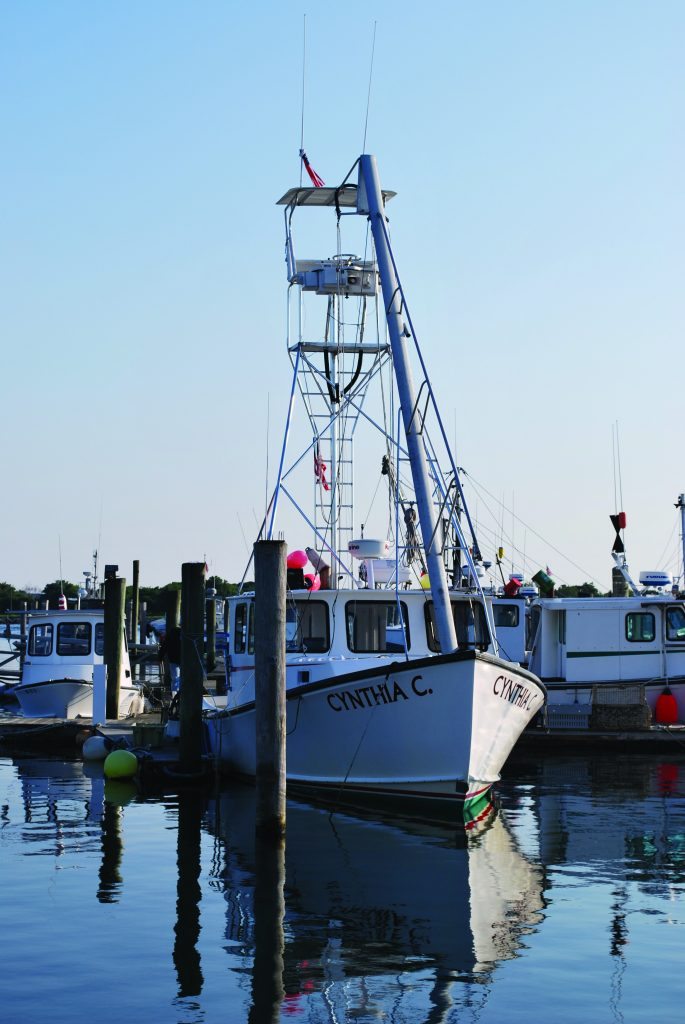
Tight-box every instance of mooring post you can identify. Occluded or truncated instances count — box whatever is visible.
[131,559,140,644]
[254,540,287,839]
[125,600,132,646]
[104,574,126,720]
[179,562,206,773]
[205,595,216,674]
[20,603,27,673]
[139,601,148,682]
[164,588,181,689]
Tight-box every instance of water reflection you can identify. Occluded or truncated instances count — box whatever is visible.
[174,788,205,997]
[504,753,685,886]
[4,752,684,1023]
[206,787,545,1020]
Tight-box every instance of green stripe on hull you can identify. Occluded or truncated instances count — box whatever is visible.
[566,650,656,659]
[464,787,495,830]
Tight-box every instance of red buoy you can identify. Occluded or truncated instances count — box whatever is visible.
[655,687,679,725]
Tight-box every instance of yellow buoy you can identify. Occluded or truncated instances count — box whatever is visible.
[420,572,431,589]
[104,748,138,779]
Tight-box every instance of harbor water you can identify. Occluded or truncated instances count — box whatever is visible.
[1,748,684,1023]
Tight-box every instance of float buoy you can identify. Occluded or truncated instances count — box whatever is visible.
[83,735,111,761]
[655,687,678,725]
[104,749,138,779]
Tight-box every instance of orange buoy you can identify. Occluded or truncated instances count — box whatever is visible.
[655,687,679,724]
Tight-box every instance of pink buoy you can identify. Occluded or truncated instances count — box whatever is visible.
[287,549,308,569]
[304,572,321,591]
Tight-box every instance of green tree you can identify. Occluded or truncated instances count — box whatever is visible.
[555,582,601,598]
[43,579,80,606]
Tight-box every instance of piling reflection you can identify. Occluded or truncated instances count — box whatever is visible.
[207,786,545,1020]
[248,834,285,1024]
[173,788,205,997]
[97,798,124,903]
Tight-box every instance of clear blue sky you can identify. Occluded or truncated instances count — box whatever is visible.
[2,1,683,592]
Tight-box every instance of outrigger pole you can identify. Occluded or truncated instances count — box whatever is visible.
[358,154,459,655]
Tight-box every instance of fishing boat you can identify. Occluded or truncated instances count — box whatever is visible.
[12,608,143,719]
[205,153,545,824]
[506,499,685,727]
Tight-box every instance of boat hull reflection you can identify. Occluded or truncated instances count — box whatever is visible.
[207,785,544,997]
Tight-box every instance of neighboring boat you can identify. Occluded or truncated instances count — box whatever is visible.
[13,608,143,719]
[514,498,685,724]
[526,591,685,721]
[205,153,545,824]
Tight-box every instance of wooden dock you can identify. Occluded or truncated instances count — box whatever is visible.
[519,722,685,752]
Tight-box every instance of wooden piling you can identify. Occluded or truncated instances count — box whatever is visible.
[179,563,205,773]
[104,575,126,720]
[20,604,27,672]
[139,601,148,682]
[254,540,287,839]
[205,596,216,674]
[131,559,140,643]
[164,588,181,689]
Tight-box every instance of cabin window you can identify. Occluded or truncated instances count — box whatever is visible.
[247,603,255,654]
[57,622,92,656]
[625,612,655,643]
[95,623,105,656]
[424,600,489,652]
[28,623,53,657]
[286,600,330,654]
[234,603,248,654]
[345,601,409,653]
[493,604,519,628]
[666,606,685,641]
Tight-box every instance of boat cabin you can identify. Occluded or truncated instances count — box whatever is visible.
[226,587,494,698]
[527,595,685,696]
[22,609,132,686]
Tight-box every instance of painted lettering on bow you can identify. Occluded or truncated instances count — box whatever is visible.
[493,674,539,712]
[326,674,432,712]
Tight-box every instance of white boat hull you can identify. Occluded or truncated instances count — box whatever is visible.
[206,650,545,816]
[14,678,143,719]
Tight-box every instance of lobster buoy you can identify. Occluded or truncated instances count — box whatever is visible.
[287,549,308,569]
[655,687,678,725]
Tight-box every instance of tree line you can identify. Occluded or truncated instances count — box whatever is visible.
[0,576,250,617]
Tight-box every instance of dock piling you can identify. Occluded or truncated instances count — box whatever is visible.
[254,540,287,840]
[131,559,140,643]
[179,563,205,773]
[104,574,127,720]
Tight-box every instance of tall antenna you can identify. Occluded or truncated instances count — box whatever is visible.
[299,14,307,186]
[362,21,378,152]
[265,393,270,525]
[615,421,624,512]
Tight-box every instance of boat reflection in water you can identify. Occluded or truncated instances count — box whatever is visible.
[5,754,685,1021]
[207,786,545,1019]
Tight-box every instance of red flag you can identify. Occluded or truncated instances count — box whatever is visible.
[300,149,324,187]
[314,444,329,491]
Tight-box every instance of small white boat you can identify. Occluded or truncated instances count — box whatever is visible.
[13,608,143,719]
